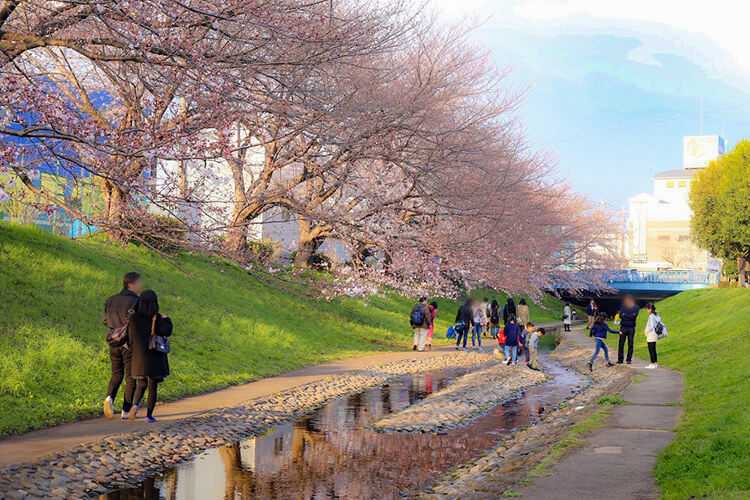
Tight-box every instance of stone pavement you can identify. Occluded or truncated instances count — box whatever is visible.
[519,327,684,499]
[0,346,460,468]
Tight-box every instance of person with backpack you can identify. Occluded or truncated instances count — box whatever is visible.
[516,299,530,328]
[643,303,664,369]
[617,295,640,365]
[503,298,517,325]
[455,298,474,351]
[489,300,502,339]
[102,272,142,419]
[129,290,173,422]
[587,313,619,371]
[425,301,438,350]
[410,297,433,352]
[480,297,490,336]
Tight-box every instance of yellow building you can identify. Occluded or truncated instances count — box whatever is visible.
[626,136,723,272]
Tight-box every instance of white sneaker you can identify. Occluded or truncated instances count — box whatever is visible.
[103,397,114,419]
[121,410,131,419]
[645,363,657,369]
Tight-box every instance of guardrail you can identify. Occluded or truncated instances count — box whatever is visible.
[608,270,720,285]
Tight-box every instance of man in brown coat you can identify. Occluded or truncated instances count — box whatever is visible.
[410,297,433,352]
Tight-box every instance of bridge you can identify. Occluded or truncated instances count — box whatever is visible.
[559,270,720,314]
[606,270,720,294]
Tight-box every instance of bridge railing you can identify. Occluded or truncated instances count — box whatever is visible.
[608,270,720,285]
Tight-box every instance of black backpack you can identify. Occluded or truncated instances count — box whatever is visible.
[490,309,500,324]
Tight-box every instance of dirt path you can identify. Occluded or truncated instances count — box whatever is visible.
[518,327,684,499]
[0,346,459,468]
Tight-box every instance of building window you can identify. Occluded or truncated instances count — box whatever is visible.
[657,235,670,241]
[678,181,687,188]
[666,181,675,188]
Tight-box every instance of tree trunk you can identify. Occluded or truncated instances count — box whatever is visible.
[295,217,316,268]
[226,222,247,257]
[739,255,749,288]
[100,177,128,240]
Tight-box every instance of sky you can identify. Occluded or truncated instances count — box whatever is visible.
[428,0,750,208]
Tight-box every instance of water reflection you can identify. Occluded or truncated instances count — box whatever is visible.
[104,358,586,500]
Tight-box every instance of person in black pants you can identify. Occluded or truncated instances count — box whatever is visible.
[617,295,640,364]
[129,290,173,422]
[103,272,142,419]
[455,298,474,351]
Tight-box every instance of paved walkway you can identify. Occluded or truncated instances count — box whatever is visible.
[520,327,684,499]
[0,346,460,467]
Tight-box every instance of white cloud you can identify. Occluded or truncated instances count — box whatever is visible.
[428,0,750,90]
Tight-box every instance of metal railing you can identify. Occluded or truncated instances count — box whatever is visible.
[608,270,720,285]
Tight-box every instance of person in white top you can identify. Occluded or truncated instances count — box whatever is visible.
[563,303,572,332]
[643,302,662,369]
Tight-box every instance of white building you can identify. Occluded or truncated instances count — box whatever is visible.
[626,135,724,272]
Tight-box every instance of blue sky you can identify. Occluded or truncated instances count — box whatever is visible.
[429,0,750,207]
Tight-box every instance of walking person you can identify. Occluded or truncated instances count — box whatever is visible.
[455,298,474,351]
[129,290,173,422]
[488,300,502,339]
[425,302,438,350]
[103,272,142,419]
[527,324,545,370]
[472,300,485,348]
[563,302,572,332]
[480,297,490,336]
[617,295,640,364]
[410,297,432,352]
[585,299,598,329]
[517,299,530,328]
[503,316,521,365]
[587,313,619,371]
[503,297,517,325]
[644,303,662,369]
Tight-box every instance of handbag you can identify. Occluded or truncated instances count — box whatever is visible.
[106,304,137,347]
[148,315,171,354]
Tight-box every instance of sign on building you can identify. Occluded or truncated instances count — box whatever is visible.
[683,135,725,169]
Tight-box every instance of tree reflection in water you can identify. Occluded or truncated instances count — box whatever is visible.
[103,359,586,500]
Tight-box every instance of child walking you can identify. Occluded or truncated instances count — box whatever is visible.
[526,323,544,370]
[587,313,620,371]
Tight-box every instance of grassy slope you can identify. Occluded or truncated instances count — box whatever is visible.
[603,288,750,499]
[0,223,566,436]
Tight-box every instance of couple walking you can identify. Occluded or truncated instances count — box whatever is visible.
[103,272,173,422]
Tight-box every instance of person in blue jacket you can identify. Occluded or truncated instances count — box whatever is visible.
[587,313,620,371]
[503,315,522,365]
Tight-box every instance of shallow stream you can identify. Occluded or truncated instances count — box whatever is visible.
[103,354,587,500]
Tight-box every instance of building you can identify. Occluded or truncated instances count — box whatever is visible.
[626,135,724,272]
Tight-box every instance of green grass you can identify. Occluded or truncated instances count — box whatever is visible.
[0,223,569,436]
[603,288,750,499]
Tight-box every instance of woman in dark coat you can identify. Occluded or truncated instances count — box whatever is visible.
[503,298,517,325]
[128,290,172,422]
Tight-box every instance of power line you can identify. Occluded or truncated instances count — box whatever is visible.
[540,102,749,146]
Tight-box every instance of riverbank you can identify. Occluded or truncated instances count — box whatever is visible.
[603,288,750,499]
[0,223,572,436]
[0,351,498,499]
